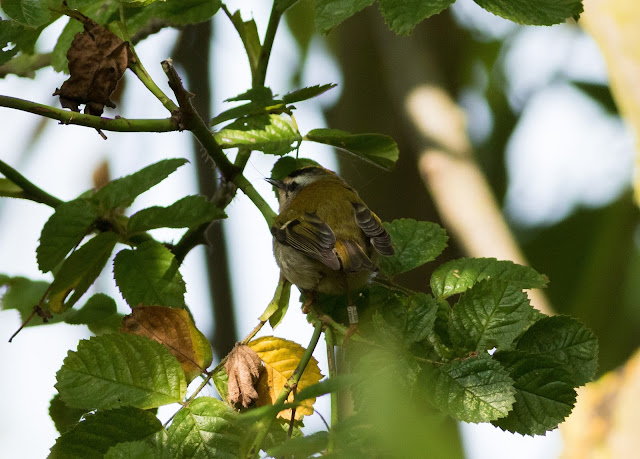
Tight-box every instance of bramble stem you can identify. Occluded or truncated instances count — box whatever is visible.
[0,158,63,208]
[247,320,323,458]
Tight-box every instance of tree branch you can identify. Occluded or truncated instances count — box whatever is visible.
[0,158,63,208]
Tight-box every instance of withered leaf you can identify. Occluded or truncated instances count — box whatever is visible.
[54,14,132,116]
[249,336,323,421]
[224,343,263,409]
[120,306,212,383]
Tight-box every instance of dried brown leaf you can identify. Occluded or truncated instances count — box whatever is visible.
[53,14,132,116]
[120,306,212,383]
[224,343,263,409]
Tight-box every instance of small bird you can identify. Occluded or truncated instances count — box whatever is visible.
[267,166,394,324]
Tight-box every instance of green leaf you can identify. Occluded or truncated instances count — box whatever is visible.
[120,0,159,5]
[125,0,221,32]
[492,351,577,435]
[421,355,516,423]
[212,368,229,403]
[225,87,274,103]
[48,231,119,313]
[56,333,187,409]
[92,158,188,210]
[305,128,399,170]
[516,316,598,386]
[49,393,87,434]
[258,278,291,330]
[378,0,455,35]
[214,114,301,155]
[449,280,541,353]
[314,0,374,34]
[378,219,448,276]
[294,375,359,402]
[1,0,52,27]
[430,258,548,300]
[403,292,438,344]
[227,10,261,73]
[472,0,583,25]
[64,293,118,325]
[266,431,329,457]
[49,406,162,459]
[37,198,99,273]
[165,397,241,458]
[282,83,337,104]
[0,19,43,66]
[0,275,50,324]
[113,240,187,309]
[128,195,226,234]
[105,441,156,459]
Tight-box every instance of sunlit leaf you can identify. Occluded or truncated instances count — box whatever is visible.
[473,0,583,24]
[56,333,187,410]
[121,306,212,383]
[215,114,301,155]
[282,84,337,104]
[249,336,323,420]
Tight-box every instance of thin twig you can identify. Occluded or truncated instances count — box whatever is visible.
[0,158,63,208]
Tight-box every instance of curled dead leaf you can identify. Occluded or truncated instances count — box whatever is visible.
[225,343,263,409]
[53,12,132,116]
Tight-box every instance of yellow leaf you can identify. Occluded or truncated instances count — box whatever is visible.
[581,1,640,205]
[121,306,213,383]
[248,336,323,420]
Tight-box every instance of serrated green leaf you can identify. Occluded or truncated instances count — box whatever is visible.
[266,431,329,457]
[282,83,337,104]
[48,231,119,313]
[212,368,229,403]
[225,87,274,103]
[49,393,87,435]
[305,128,399,170]
[215,114,301,155]
[0,275,52,324]
[430,258,548,300]
[56,333,187,409]
[92,158,188,210]
[404,292,438,343]
[37,199,99,272]
[105,441,156,459]
[492,351,577,435]
[128,195,226,234]
[449,280,541,353]
[113,240,186,308]
[421,355,516,423]
[473,0,583,25]
[49,406,162,459]
[314,0,374,34]
[64,293,117,325]
[1,0,52,27]
[227,10,261,73]
[378,219,448,276]
[378,0,454,35]
[165,397,241,458]
[516,316,598,386]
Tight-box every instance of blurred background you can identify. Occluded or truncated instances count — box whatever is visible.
[1,0,638,457]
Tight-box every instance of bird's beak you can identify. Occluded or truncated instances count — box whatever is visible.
[265,178,285,189]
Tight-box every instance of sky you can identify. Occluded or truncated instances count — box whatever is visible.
[0,0,635,457]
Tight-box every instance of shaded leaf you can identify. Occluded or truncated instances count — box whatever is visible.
[225,343,263,408]
[305,128,399,170]
[121,306,212,383]
[49,393,87,435]
[227,10,261,73]
[282,83,337,104]
[430,257,548,300]
[516,316,598,386]
[49,407,162,459]
[0,275,52,325]
[378,219,448,276]
[53,14,131,116]
[493,351,577,435]
[65,293,117,325]
[92,158,188,210]
[48,231,119,313]
[165,397,241,458]
[266,431,329,458]
[128,195,226,234]
[113,240,187,309]
[378,0,455,35]
[259,277,292,329]
[449,280,541,352]
[105,441,156,459]
[125,0,222,37]
[0,19,42,65]
[249,336,323,420]
[215,114,301,155]
[314,0,374,34]
[421,355,516,423]
[472,0,583,25]
[403,292,439,344]
[294,374,359,402]
[1,0,52,28]
[56,333,187,410]
[37,198,99,273]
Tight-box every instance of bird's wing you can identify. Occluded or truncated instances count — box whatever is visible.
[353,202,394,256]
[272,212,341,270]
